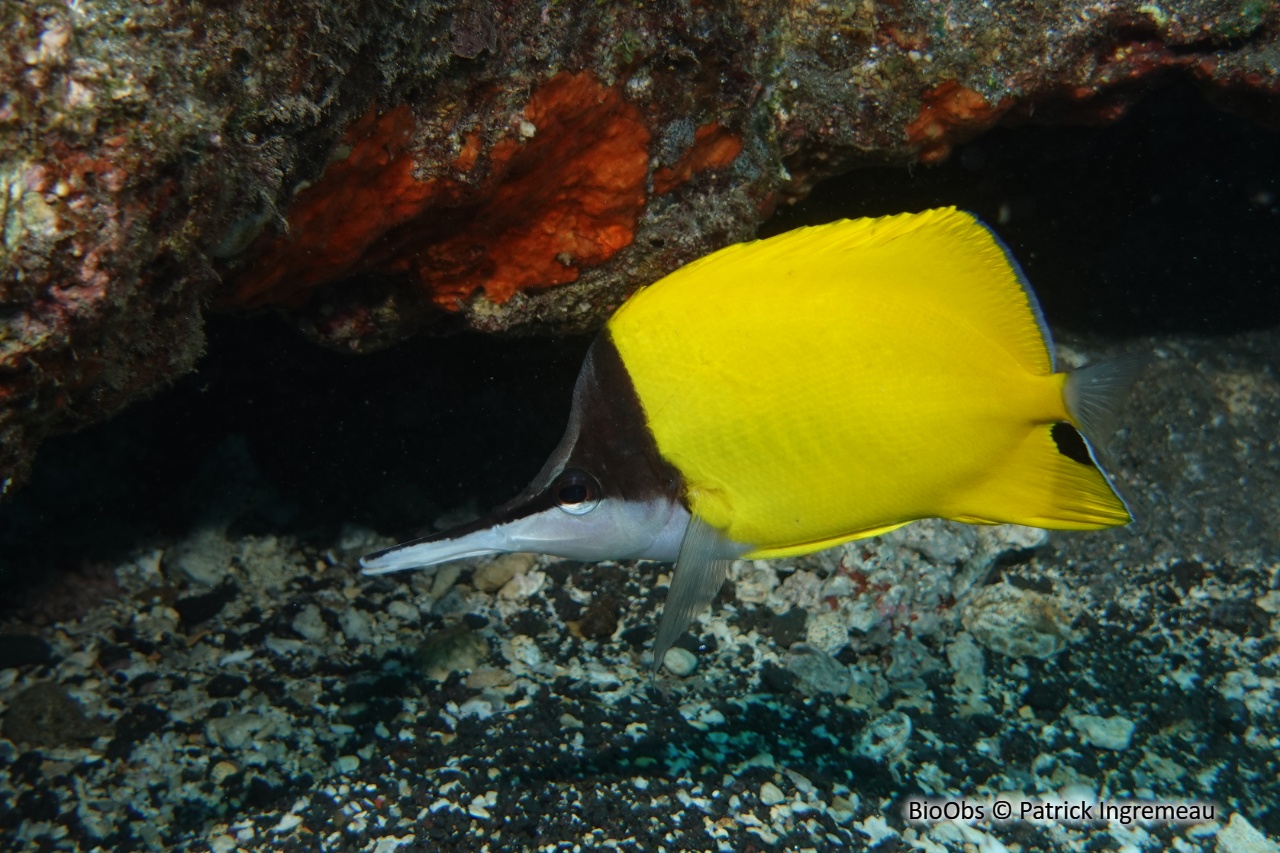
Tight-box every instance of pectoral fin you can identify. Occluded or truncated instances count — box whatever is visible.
[651,513,734,673]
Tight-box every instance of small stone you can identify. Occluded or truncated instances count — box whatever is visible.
[804,610,850,655]
[1070,713,1136,751]
[846,666,888,710]
[884,636,941,683]
[962,583,1073,659]
[858,711,912,761]
[167,526,234,586]
[206,713,271,750]
[338,608,373,643]
[506,635,543,668]
[759,781,786,806]
[211,760,238,784]
[1217,813,1280,853]
[209,833,237,853]
[273,814,302,834]
[663,647,698,677]
[430,563,464,599]
[498,570,546,600]
[733,561,779,603]
[263,636,305,657]
[386,599,420,623]
[1257,589,1280,615]
[830,795,859,825]
[474,553,535,592]
[131,549,165,580]
[413,626,488,680]
[335,754,360,773]
[898,520,976,564]
[465,667,515,690]
[786,646,851,696]
[290,603,328,642]
[336,523,383,557]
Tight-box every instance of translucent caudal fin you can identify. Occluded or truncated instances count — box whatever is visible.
[947,352,1149,532]
[1063,353,1151,450]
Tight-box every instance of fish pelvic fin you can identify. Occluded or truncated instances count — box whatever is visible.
[651,514,734,674]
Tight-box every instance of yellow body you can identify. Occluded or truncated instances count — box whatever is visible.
[607,208,1130,558]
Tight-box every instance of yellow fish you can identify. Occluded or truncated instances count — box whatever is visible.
[362,208,1141,669]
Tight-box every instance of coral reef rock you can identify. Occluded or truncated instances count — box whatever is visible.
[3,0,1278,498]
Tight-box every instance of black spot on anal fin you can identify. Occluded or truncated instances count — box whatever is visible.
[1051,421,1094,467]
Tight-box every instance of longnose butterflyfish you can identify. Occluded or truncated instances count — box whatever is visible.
[361,207,1143,671]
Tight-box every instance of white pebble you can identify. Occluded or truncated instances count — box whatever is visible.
[760,781,786,806]
[210,760,238,784]
[339,608,373,643]
[272,814,302,834]
[208,834,237,853]
[498,570,546,600]
[1217,813,1280,853]
[507,635,543,667]
[372,836,415,853]
[1070,713,1136,751]
[474,553,535,591]
[387,600,420,623]
[291,604,328,642]
[804,610,851,655]
[663,647,698,676]
[430,563,464,599]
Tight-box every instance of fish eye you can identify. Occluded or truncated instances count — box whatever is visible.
[554,469,600,515]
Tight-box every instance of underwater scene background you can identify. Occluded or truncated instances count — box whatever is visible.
[1,79,1279,853]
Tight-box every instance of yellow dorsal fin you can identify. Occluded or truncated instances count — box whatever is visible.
[643,207,1055,375]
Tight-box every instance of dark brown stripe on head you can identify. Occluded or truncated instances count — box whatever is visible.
[480,330,685,523]
[568,332,686,505]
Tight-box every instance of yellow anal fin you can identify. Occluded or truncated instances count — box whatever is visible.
[745,521,912,560]
[950,422,1133,530]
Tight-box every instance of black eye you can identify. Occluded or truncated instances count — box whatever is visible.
[558,483,589,504]
[553,469,600,515]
